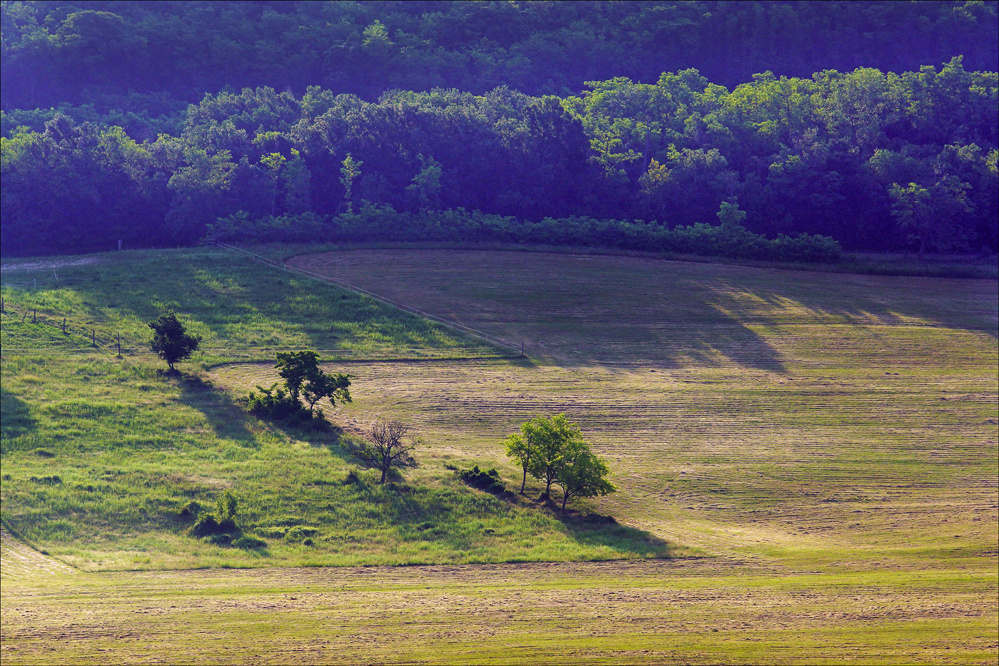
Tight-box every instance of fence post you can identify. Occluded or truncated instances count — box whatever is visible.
[62,318,66,333]
[116,332,121,358]
[92,329,96,346]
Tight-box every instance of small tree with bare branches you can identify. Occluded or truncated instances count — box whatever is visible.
[346,420,418,484]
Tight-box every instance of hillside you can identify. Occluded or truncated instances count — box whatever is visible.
[2,246,995,572]
[0,247,669,570]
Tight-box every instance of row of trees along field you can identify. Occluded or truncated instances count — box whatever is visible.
[1,1,996,257]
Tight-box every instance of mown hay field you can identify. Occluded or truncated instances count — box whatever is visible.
[277,250,999,570]
[2,247,997,664]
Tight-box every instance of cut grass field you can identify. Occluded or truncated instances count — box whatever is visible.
[2,246,997,664]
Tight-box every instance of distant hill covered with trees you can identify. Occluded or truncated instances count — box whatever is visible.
[2,0,997,257]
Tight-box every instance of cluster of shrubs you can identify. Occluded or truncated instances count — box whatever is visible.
[180,490,265,549]
[206,204,842,263]
[246,382,321,426]
[455,465,507,495]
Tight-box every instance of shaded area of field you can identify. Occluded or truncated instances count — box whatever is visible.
[2,559,995,665]
[288,250,998,369]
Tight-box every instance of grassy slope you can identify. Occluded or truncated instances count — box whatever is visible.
[0,248,666,570]
[2,246,996,664]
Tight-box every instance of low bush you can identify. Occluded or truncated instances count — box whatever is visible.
[191,490,241,540]
[29,475,62,485]
[458,466,506,494]
[247,383,307,421]
[177,500,202,521]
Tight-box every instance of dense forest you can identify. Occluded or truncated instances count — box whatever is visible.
[2,1,997,258]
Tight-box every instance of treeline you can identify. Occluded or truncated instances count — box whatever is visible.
[3,1,997,110]
[2,58,995,258]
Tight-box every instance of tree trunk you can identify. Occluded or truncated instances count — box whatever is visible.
[561,491,569,512]
[520,468,527,494]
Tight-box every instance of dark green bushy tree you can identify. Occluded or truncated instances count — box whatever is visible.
[248,351,352,421]
[148,311,201,372]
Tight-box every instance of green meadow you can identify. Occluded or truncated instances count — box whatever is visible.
[2,246,996,664]
[0,247,666,570]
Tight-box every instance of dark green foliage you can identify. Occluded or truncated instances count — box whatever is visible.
[248,352,351,423]
[178,500,202,521]
[232,535,266,550]
[191,489,240,539]
[148,311,201,371]
[247,383,304,421]
[3,2,996,109]
[457,466,506,495]
[1,2,996,256]
[29,475,62,485]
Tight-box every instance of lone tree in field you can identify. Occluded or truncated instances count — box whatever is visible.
[527,413,585,499]
[347,420,418,484]
[504,413,615,510]
[554,444,616,512]
[275,350,352,414]
[148,311,201,372]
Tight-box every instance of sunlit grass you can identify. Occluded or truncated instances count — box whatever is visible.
[1,249,672,570]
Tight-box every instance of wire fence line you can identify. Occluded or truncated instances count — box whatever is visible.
[0,296,516,365]
[208,241,527,356]
[2,244,526,364]
[0,299,128,358]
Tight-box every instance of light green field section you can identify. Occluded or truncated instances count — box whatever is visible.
[1,559,995,665]
[0,248,669,570]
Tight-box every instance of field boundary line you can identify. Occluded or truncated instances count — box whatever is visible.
[209,241,525,356]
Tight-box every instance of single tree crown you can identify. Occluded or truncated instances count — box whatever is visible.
[148,311,201,372]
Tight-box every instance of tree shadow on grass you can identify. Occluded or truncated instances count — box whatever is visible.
[0,388,37,441]
[172,373,259,445]
[558,511,676,558]
[350,474,677,559]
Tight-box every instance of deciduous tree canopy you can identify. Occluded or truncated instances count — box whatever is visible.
[2,2,996,258]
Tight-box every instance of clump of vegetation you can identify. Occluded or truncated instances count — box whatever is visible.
[29,475,62,485]
[148,310,201,373]
[457,466,506,495]
[247,350,352,425]
[344,420,418,485]
[504,414,616,511]
[191,489,241,544]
